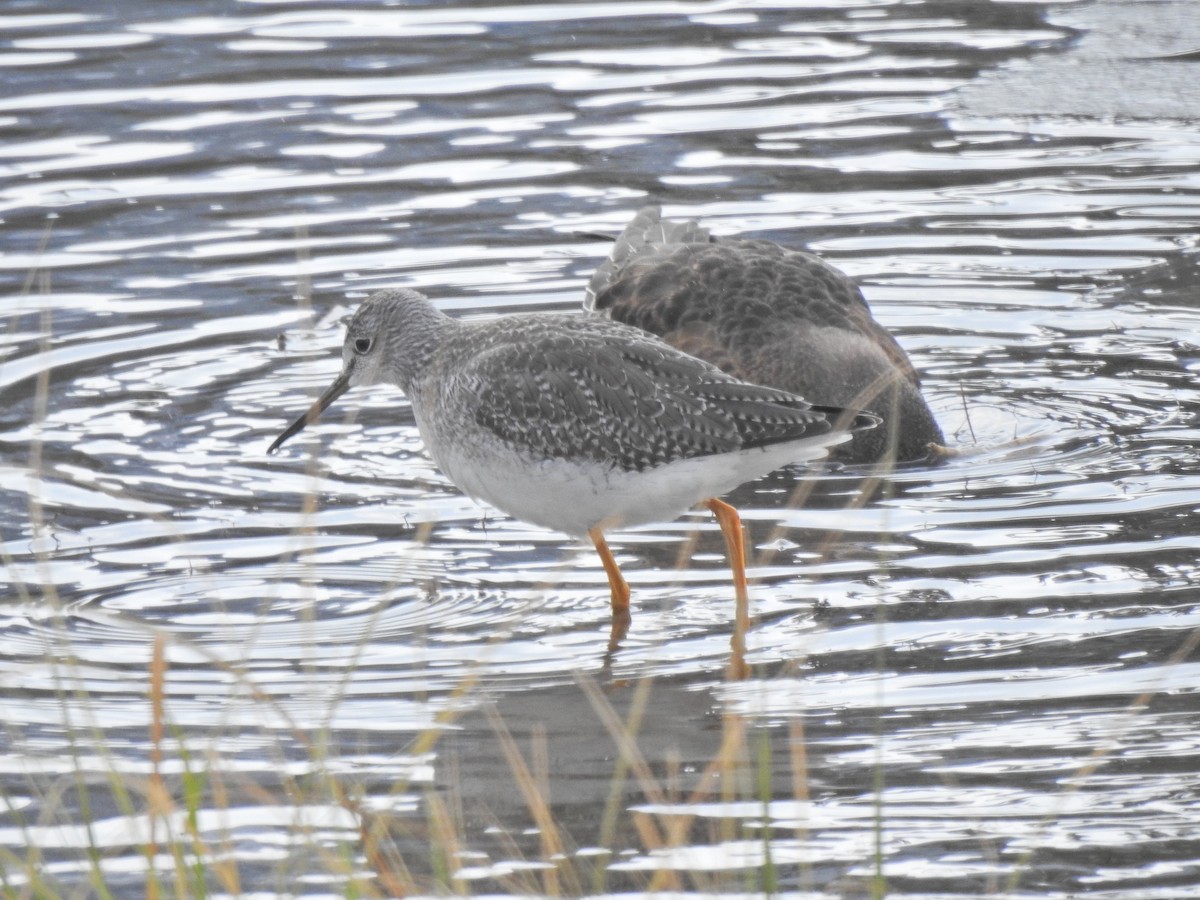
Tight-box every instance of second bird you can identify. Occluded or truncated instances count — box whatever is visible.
[586,207,944,464]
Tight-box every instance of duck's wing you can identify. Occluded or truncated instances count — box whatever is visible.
[584,206,713,312]
[586,208,921,385]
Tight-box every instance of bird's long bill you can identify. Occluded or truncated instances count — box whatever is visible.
[266,370,351,454]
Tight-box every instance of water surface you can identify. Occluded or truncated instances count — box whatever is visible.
[3,0,1200,896]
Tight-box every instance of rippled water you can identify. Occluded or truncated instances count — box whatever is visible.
[4,1,1200,897]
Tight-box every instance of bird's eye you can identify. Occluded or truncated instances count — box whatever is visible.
[354,337,372,354]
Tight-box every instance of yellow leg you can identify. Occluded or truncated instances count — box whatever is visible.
[590,527,631,646]
[706,498,750,681]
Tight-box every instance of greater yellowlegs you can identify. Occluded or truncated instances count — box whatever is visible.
[586,207,943,463]
[269,288,876,667]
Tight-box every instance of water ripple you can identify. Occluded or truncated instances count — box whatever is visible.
[4,0,1200,896]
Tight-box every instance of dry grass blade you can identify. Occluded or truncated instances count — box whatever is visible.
[483,703,579,897]
[338,789,414,898]
[578,674,762,894]
[146,632,169,900]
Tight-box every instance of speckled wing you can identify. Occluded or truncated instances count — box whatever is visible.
[468,317,837,472]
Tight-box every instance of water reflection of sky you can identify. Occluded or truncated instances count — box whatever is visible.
[3,0,1200,896]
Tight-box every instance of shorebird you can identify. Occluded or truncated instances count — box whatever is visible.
[585,207,943,463]
[269,288,876,670]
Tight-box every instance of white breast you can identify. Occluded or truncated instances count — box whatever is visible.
[421,414,843,537]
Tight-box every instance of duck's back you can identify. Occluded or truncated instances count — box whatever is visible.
[586,207,943,463]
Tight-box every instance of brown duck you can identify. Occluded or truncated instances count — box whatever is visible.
[585,207,944,464]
